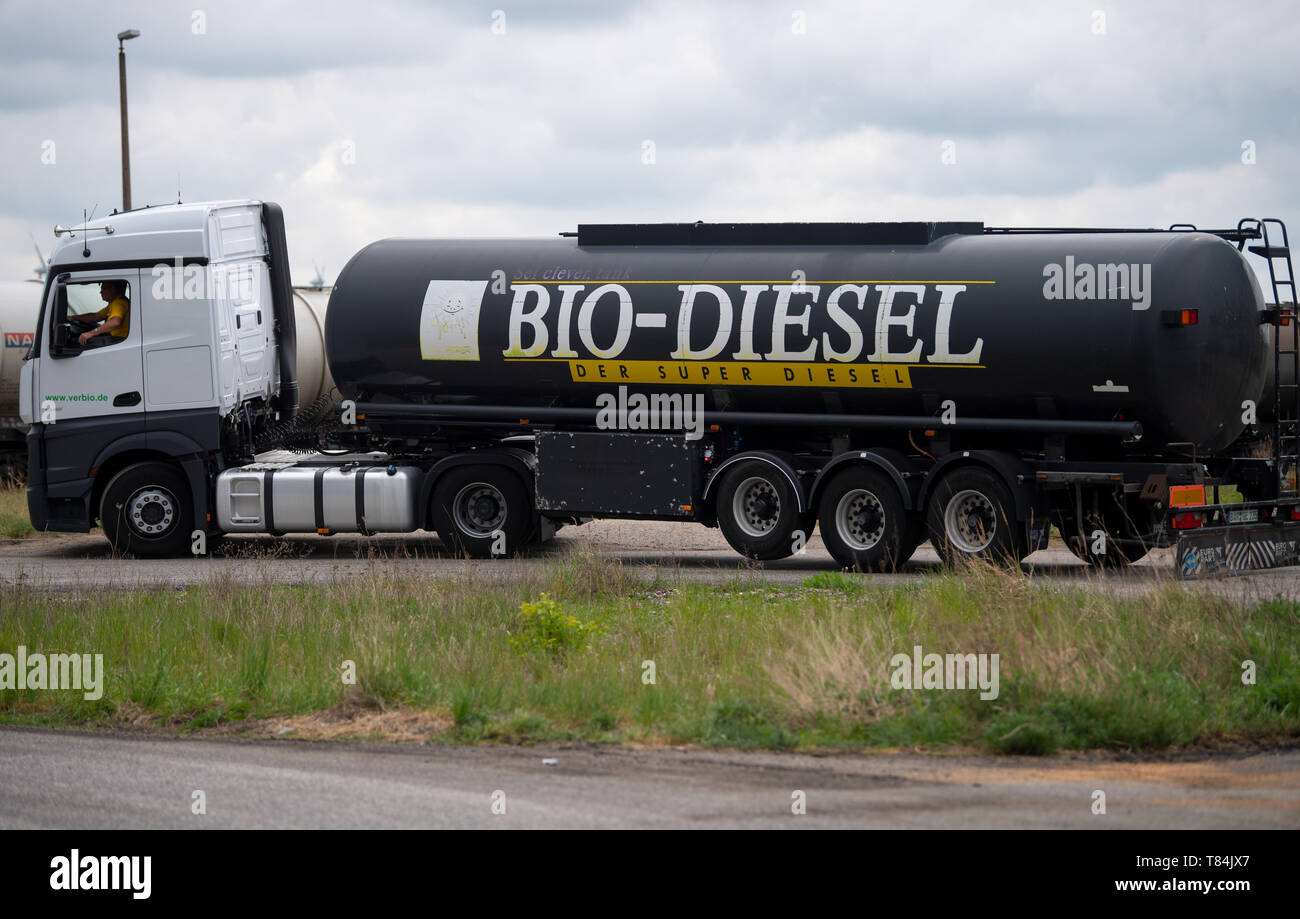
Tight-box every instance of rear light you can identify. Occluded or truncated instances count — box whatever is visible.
[1290,507,1300,521]
[1169,484,1205,507]
[1172,511,1203,529]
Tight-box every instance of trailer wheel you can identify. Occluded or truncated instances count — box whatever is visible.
[432,466,534,559]
[926,467,1025,566]
[100,461,194,558]
[817,466,910,571]
[715,461,806,561]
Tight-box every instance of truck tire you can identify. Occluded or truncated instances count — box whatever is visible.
[100,461,195,558]
[926,467,1026,566]
[432,466,534,558]
[715,461,807,561]
[817,466,910,571]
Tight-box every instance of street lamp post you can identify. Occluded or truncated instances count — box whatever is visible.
[117,29,140,212]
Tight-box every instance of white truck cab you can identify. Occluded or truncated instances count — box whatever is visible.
[21,200,298,553]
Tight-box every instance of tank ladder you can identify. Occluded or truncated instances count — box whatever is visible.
[1241,218,1299,496]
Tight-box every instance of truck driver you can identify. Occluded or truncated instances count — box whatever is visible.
[70,280,130,347]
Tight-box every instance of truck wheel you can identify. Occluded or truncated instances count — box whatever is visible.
[716,461,806,561]
[927,467,1025,566]
[432,466,534,558]
[817,466,909,571]
[100,462,194,558]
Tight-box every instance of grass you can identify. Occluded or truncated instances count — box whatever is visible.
[0,485,34,538]
[0,552,1297,754]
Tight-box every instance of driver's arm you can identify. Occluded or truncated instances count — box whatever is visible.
[78,314,121,345]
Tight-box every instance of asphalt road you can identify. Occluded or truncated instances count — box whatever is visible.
[0,727,1295,829]
[3,520,1300,599]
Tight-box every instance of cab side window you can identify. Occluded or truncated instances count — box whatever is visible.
[52,279,131,355]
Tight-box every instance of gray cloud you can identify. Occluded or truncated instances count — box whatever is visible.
[1,0,1297,286]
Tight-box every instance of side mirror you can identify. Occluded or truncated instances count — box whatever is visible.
[49,286,79,357]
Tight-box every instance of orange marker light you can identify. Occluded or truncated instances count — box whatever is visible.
[1169,484,1206,507]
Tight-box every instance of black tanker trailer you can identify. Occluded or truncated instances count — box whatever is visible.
[27,200,1299,575]
[318,217,1300,575]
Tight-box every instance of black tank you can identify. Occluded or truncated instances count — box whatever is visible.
[325,223,1267,452]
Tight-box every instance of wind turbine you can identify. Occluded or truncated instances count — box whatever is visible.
[30,233,49,280]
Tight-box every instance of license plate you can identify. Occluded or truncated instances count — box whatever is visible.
[1228,508,1259,523]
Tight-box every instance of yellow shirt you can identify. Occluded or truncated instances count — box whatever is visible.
[95,296,130,338]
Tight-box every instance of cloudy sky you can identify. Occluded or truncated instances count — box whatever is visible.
[2,0,1297,286]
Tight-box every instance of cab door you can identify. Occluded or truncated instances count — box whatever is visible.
[39,269,145,422]
[35,269,146,490]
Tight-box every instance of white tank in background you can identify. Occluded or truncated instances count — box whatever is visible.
[291,285,335,407]
[0,281,44,479]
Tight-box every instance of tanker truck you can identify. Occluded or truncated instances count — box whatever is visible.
[18,200,1300,577]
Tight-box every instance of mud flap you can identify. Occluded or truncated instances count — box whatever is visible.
[1175,522,1300,578]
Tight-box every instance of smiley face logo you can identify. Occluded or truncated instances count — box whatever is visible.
[443,296,465,314]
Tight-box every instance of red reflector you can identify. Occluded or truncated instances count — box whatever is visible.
[1181,309,1198,325]
[1171,511,1203,529]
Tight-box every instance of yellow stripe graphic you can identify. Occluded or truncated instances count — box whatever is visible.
[499,358,981,388]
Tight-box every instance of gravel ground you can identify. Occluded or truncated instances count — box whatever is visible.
[1,519,1298,600]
